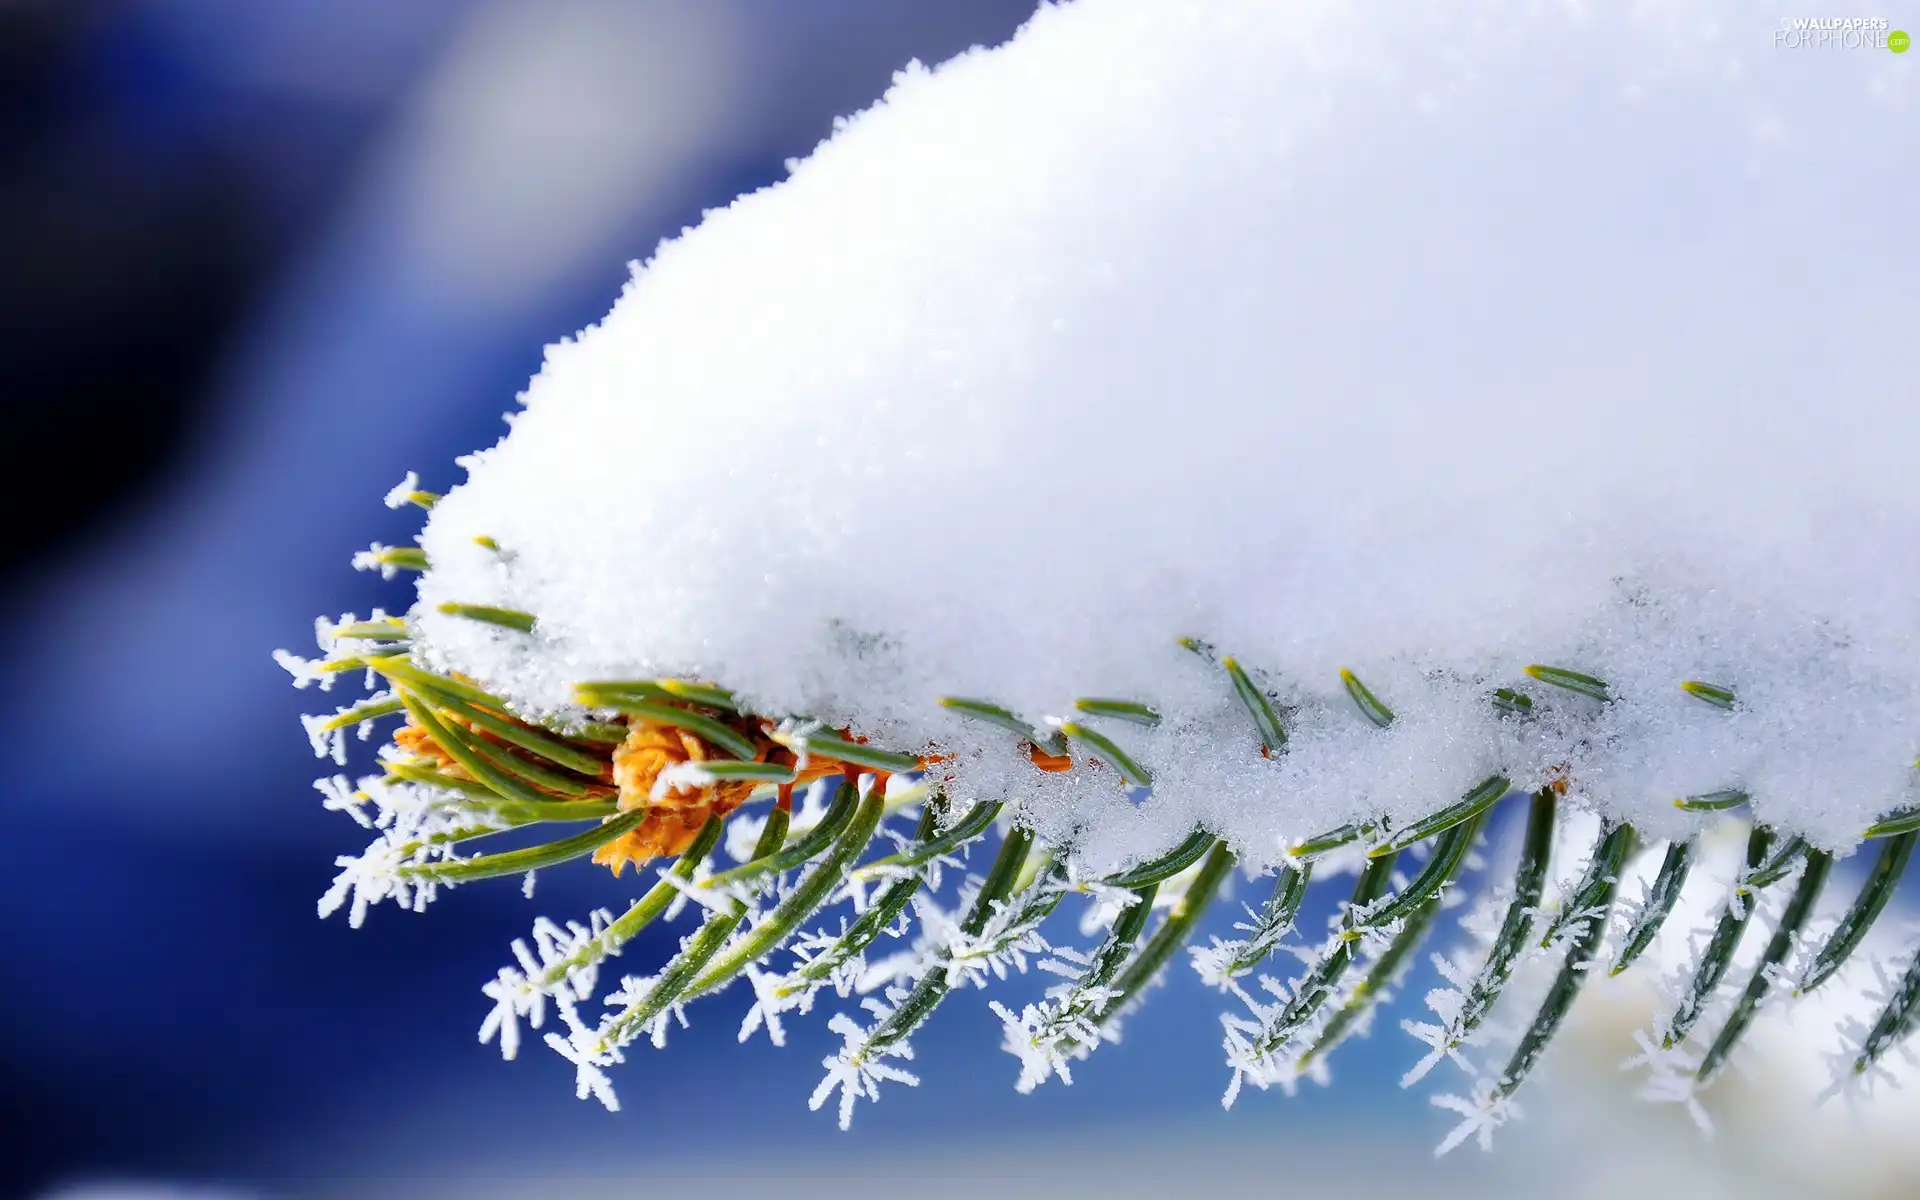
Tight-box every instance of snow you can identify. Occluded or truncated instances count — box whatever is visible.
[408,0,1917,866]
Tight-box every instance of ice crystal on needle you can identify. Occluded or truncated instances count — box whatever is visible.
[318,834,435,929]
[283,0,1920,1152]
[812,1003,922,1131]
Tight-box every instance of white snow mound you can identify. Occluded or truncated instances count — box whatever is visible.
[413,0,1919,870]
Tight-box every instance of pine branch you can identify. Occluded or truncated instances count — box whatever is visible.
[288,490,1920,1144]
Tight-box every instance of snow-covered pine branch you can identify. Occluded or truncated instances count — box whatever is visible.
[281,0,1920,1150]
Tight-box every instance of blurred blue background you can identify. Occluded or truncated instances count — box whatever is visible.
[5,4,1914,1198]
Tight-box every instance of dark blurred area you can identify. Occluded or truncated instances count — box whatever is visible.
[1,1,443,582]
[4,0,231,577]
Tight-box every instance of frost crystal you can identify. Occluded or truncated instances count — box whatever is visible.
[1432,1080,1521,1155]
[384,471,423,509]
[989,968,1116,1094]
[933,887,1052,988]
[1623,1030,1714,1136]
[300,712,349,765]
[318,834,434,928]
[811,1003,921,1131]
[479,959,544,1062]
[352,543,401,580]
[1400,950,1491,1086]
[544,1005,623,1112]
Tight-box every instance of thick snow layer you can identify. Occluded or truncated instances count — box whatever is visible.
[413,0,1918,868]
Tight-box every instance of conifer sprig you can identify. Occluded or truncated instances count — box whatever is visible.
[283,480,1920,1152]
